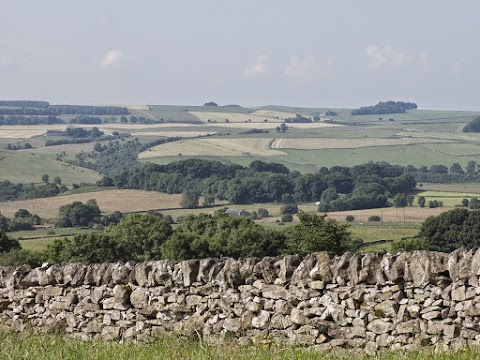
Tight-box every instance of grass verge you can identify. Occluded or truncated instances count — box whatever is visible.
[0,330,478,360]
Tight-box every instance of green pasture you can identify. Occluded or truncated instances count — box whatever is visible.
[16,228,103,252]
[413,190,480,207]
[420,183,480,193]
[349,225,419,243]
[282,144,479,168]
[129,105,253,124]
[19,238,58,252]
[0,149,101,185]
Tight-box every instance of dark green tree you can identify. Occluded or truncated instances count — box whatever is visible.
[58,200,101,227]
[392,193,408,207]
[419,208,480,252]
[285,212,358,255]
[407,194,415,206]
[180,191,199,208]
[417,196,426,208]
[257,208,269,218]
[463,116,480,132]
[281,204,299,215]
[104,214,172,261]
[450,163,464,174]
[0,230,20,253]
[470,197,480,209]
[47,234,120,264]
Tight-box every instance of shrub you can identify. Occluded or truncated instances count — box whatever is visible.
[257,208,269,218]
[285,212,359,255]
[0,231,20,253]
[345,215,355,222]
[418,208,480,252]
[280,204,298,215]
[0,249,46,267]
[368,215,381,222]
[281,214,293,223]
[391,238,428,253]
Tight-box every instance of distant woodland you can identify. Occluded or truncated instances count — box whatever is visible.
[351,101,417,116]
[0,101,129,116]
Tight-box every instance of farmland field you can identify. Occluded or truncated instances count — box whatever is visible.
[417,142,480,156]
[130,130,217,137]
[324,206,448,224]
[139,138,285,158]
[349,225,419,243]
[0,149,101,186]
[281,144,480,168]
[271,137,451,150]
[0,190,182,219]
[413,190,480,207]
[0,128,49,138]
[419,183,480,193]
[189,111,284,123]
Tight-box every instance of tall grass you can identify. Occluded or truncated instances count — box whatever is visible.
[0,330,479,360]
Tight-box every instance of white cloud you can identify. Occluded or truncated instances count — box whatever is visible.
[449,61,463,76]
[100,50,124,68]
[366,45,427,69]
[244,55,268,77]
[284,55,316,80]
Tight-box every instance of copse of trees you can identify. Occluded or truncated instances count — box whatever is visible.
[463,116,480,133]
[351,101,417,116]
[285,212,360,255]
[0,115,63,125]
[0,180,65,202]
[57,200,101,227]
[8,209,42,231]
[66,127,104,138]
[284,114,312,123]
[95,159,417,211]
[418,208,480,252]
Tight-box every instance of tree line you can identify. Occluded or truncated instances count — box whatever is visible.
[0,115,63,125]
[0,181,67,202]
[351,101,417,116]
[0,100,50,108]
[95,159,417,210]
[0,104,129,116]
[0,209,42,232]
[29,210,360,265]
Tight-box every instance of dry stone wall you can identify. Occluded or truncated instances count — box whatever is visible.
[2,249,480,351]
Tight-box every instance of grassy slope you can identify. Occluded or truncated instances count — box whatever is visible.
[0,330,477,360]
[0,149,101,186]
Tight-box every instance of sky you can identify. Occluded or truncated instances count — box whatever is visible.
[0,0,479,110]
